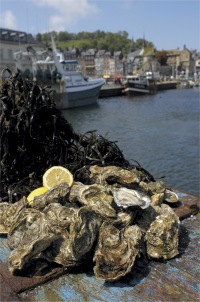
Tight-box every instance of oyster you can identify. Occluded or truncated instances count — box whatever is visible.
[139,181,165,196]
[77,184,117,222]
[30,182,69,210]
[69,206,102,262]
[136,205,162,232]
[164,189,179,203]
[150,192,164,206]
[8,208,43,249]
[93,223,143,281]
[0,197,27,234]
[89,165,146,188]
[0,202,11,234]
[113,208,136,228]
[43,202,79,233]
[9,212,57,273]
[145,210,180,260]
[42,232,79,267]
[69,181,85,203]
[112,187,150,209]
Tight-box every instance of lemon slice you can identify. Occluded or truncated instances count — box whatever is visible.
[27,187,48,205]
[42,166,73,189]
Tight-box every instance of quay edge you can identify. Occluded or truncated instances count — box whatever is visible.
[99,81,178,98]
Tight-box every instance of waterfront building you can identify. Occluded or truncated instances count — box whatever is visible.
[0,27,44,74]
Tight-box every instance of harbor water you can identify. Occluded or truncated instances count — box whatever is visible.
[63,88,200,196]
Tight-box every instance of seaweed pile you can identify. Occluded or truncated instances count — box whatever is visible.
[0,69,154,203]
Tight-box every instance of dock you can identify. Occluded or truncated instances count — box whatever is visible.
[99,81,178,98]
[0,189,199,302]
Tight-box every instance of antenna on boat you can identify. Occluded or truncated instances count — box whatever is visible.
[50,35,65,76]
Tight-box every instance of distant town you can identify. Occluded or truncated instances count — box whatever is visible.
[0,28,200,81]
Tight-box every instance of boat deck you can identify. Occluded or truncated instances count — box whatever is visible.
[0,190,199,302]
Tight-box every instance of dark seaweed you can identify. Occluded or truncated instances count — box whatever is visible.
[0,70,155,202]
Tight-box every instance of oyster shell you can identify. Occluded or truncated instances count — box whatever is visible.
[0,202,11,234]
[0,197,27,234]
[8,208,43,249]
[150,192,164,206]
[113,208,136,228]
[112,187,150,209]
[93,223,143,281]
[9,212,57,273]
[30,182,70,210]
[69,181,85,203]
[145,210,180,260]
[136,205,162,233]
[43,202,79,233]
[139,181,165,196]
[69,206,102,262]
[77,184,117,222]
[41,232,80,267]
[164,189,179,203]
[89,165,146,188]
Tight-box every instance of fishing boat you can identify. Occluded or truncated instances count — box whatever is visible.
[14,37,105,109]
[50,36,105,109]
[122,75,157,96]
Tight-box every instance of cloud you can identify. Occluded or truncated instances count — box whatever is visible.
[34,0,100,32]
[0,10,18,30]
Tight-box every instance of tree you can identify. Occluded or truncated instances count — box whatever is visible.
[155,50,168,65]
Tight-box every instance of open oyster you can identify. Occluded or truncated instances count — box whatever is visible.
[0,197,27,234]
[77,184,117,222]
[93,223,143,281]
[112,187,150,209]
[89,165,146,188]
[145,210,180,260]
[30,182,69,210]
[9,212,57,273]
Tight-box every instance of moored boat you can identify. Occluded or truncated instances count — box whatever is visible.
[122,75,157,96]
[14,37,105,109]
[49,36,105,109]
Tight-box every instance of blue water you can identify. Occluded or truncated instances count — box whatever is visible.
[62,88,200,196]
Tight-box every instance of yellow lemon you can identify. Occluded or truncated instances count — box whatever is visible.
[27,187,48,204]
[42,166,73,190]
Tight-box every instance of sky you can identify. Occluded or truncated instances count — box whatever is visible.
[0,0,199,51]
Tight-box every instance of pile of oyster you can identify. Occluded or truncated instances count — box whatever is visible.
[0,165,180,281]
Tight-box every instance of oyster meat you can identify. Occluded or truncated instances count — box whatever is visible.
[145,210,180,260]
[112,187,150,209]
[30,182,69,210]
[93,223,143,281]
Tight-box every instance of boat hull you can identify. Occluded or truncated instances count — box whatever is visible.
[52,80,104,110]
[54,82,104,109]
[124,83,157,96]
